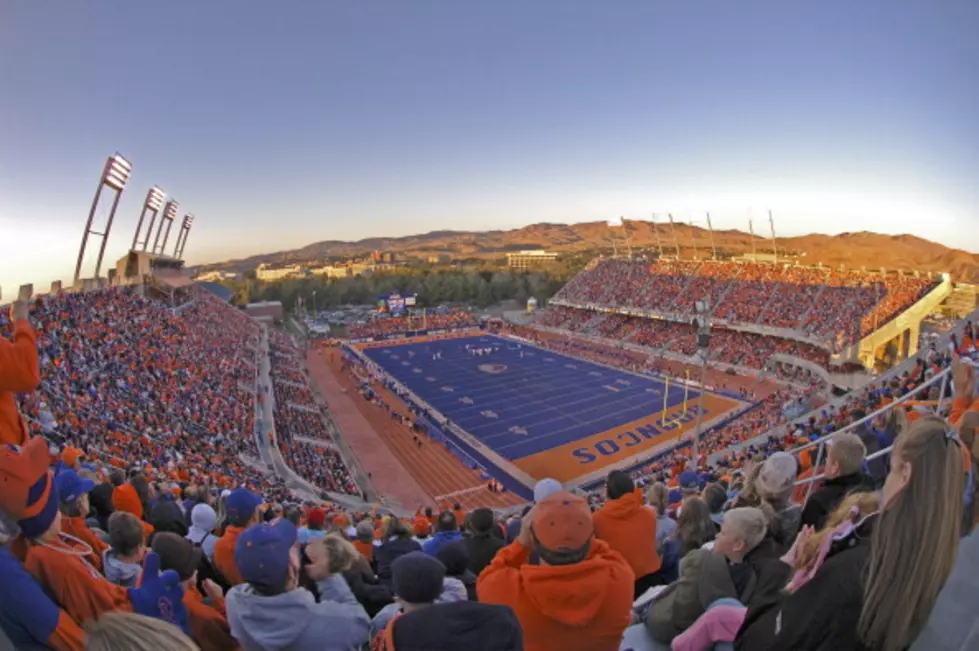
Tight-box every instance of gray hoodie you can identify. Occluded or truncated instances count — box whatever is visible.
[102,549,142,588]
[226,575,369,651]
[910,529,979,651]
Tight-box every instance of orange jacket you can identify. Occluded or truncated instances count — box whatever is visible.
[16,537,132,626]
[477,539,634,651]
[60,516,109,573]
[213,526,246,587]
[184,585,239,651]
[593,488,662,579]
[353,539,375,563]
[0,318,40,446]
[950,395,979,428]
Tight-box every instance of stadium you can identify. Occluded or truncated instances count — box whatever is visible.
[1,153,977,651]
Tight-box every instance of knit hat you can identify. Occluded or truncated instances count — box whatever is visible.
[436,511,457,532]
[678,470,700,492]
[235,519,298,589]
[225,488,263,527]
[413,518,431,537]
[191,503,217,532]
[532,491,593,553]
[0,437,54,519]
[533,478,562,502]
[392,552,445,604]
[152,532,202,582]
[306,508,326,528]
[55,470,95,503]
[435,541,470,576]
[468,507,495,534]
[112,483,144,519]
[757,452,799,501]
[0,439,61,540]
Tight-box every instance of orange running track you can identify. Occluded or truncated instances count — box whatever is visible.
[309,347,524,512]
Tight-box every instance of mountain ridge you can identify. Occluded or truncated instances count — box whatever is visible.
[200,221,979,282]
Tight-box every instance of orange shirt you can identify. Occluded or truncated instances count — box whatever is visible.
[16,537,132,626]
[212,526,246,587]
[60,517,109,573]
[184,586,239,651]
[353,540,374,563]
[593,489,662,579]
[0,319,40,446]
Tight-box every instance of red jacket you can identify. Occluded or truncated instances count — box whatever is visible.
[477,539,634,651]
[0,318,40,446]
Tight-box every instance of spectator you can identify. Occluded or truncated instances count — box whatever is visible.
[646,507,769,645]
[369,551,446,642]
[84,612,198,651]
[225,519,369,651]
[422,511,463,557]
[676,497,716,558]
[593,470,662,597]
[436,542,478,602]
[411,518,431,546]
[111,484,154,539]
[755,452,802,548]
[911,410,979,651]
[646,482,676,558]
[703,483,728,532]
[533,478,562,502]
[375,601,523,651]
[149,499,190,540]
[151,532,237,651]
[0,298,39,446]
[352,520,375,564]
[678,470,701,502]
[88,470,119,532]
[477,491,634,651]
[462,507,505,576]
[799,432,872,531]
[104,512,147,588]
[213,488,263,587]
[186,504,218,564]
[55,469,109,572]
[375,517,423,588]
[737,416,965,650]
[297,507,327,545]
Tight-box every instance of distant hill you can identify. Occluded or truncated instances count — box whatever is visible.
[199,221,979,282]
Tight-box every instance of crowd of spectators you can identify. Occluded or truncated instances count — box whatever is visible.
[268,331,360,496]
[553,258,939,349]
[348,310,479,339]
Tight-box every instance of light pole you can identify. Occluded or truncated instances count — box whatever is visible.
[74,153,132,284]
[151,200,178,254]
[692,300,712,461]
[131,186,166,251]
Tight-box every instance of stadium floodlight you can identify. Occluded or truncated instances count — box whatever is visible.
[131,186,166,251]
[174,214,195,260]
[151,200,179,254]
[74,153,132,285]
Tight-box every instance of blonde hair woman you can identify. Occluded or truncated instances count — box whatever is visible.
[85,612,199,651]
[737,416,965,651]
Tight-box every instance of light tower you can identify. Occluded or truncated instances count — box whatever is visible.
[74,153,132,284]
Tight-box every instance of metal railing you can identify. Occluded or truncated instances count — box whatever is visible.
[792,365,952,503]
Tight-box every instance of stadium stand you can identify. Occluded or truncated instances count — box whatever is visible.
[552,258,939,349]
[348,310,479,340]
[1,279,976,651]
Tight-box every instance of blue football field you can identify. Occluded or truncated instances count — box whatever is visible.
[361,334,707,462]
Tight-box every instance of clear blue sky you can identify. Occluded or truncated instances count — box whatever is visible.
[1,1,977,293]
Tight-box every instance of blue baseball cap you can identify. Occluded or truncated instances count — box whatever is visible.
[235,519,297,588]
[225,488,263,526]
[55,470,95,503]
[678,470,699,492]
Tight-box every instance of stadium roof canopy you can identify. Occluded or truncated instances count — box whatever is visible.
[197,281,234,302]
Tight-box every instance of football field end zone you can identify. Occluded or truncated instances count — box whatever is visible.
[512,392,746,484]
[343,343,538,501]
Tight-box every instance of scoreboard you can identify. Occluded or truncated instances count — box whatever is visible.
[377,293,417,315]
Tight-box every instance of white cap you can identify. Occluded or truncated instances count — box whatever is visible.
[221,489,232,498]
[533,478,562,502]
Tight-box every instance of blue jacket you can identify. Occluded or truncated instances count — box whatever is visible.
[422,530,464,557]
[226,575,369,651]
[0,546,82,650]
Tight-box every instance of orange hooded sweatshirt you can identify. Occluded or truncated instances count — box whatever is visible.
[183,585,239,651]
[60,516,109,573]
[0,318,40,446]
[593,488,662,579]
[477,539,634,651]
[212,525,246,587]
